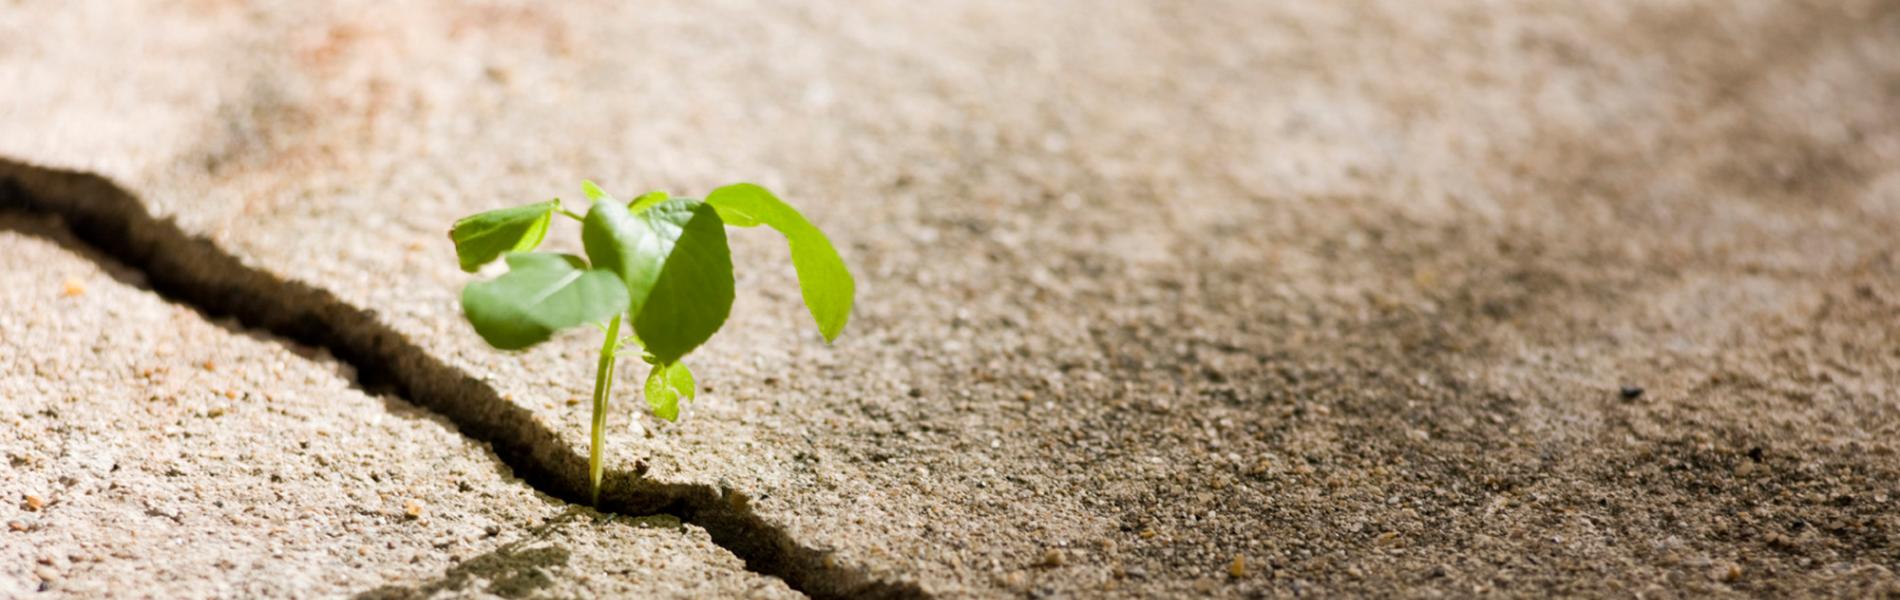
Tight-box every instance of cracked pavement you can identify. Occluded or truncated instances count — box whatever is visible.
[4,0,1900,597]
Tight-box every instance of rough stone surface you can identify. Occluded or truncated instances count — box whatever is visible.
[0,225,793,597]
[4,0,1900,597]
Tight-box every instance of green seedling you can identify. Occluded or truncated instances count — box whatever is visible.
[449,182,853,503]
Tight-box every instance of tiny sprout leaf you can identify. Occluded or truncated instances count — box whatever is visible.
[644,361,695,422]
[704,183,855,342]
[582,198,657,311]
[629,190,670,213]
[631,201,734,363]
[450,200,560,272]
[582,180,615,203]
[582,198,735,364]
[460,253,629,350]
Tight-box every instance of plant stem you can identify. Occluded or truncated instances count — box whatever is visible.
[589,314,622,505]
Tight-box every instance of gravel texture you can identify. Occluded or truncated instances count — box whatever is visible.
[0,223,794,597]
[3,0,1899,597]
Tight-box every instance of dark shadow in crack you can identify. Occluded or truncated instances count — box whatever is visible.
[0,211,149,288]
[0,158,925,600]
[0,210,353,369]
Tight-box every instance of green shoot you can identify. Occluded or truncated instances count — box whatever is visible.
[449,181,854,503]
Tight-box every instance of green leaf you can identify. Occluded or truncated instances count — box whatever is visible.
[629,190,670,213]
[704,184,855,342]
[459,253,630,350]
[583,198,654,305]
[449,200,559,272]
[644,361,695,422]
[582,180,615,203]
[582,198,734,364]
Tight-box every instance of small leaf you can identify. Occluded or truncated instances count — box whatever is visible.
[582,180,615,203]
[704,184,855,342]
[450,200,559,272]
[629,190,670,213]
[460,253,629,350]
[704,195,759,227]
[644,361,695,422]
[582,198,734,364]
[583,199,658,312]
[633,201,735,362]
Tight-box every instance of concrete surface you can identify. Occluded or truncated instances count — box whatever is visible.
[3,0,1899,597]
[0,222,795,597]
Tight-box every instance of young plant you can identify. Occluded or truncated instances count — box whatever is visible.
[449,181,853,503]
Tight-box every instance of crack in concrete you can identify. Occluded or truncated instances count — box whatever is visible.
[0,158,926,600]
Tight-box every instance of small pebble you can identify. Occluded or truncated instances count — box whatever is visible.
[1619,385,1644,400]
[1229,554,1247,578]
[403,499,424,519]
[61,279,85,297]
[34,566,59,582]
[25,495,45,511]
[1040,548,1065,567]
[1716,562,1742,582]
[202,360,217,372]
[9,521,28,532]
